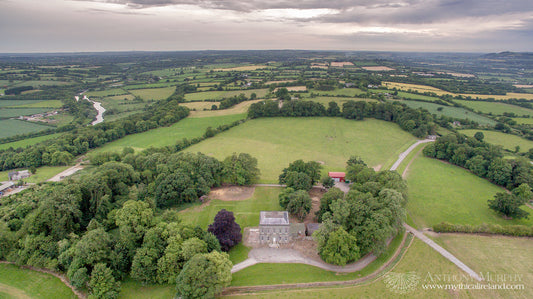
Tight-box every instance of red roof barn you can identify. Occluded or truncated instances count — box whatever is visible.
[328,172,345,183]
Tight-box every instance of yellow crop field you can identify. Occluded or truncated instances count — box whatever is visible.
[383,82,533,100]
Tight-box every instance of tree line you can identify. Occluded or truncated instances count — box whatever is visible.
[248,99,439,138]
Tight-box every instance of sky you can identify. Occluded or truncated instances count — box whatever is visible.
[1,0,532,53]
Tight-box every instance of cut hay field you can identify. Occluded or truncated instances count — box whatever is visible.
[94,114,245,153]
[400,100,496,126]
[383,82,533,100]
[435,234,533,299]
[128,86,175,100]
[460,129,533,153]
[224,238,501,298]
[188,100,262,118]
[406,156,533,228]
[458,100,533,117]
[184,89,269,101]
[0,263,76,299]
[185,117,418,183]
[180,101,220,110]
[178,187,282,229]
[0,133,62,150]
[0,119,52,139]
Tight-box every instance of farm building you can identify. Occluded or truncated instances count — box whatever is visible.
[259,211,290,244]
[328,172,346,183]
[0,181,14,195]
[8,170,30,181]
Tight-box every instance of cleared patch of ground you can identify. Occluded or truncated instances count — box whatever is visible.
[208,185,255,201]
[362,66,395,71]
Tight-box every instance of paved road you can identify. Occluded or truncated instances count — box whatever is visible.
[47,164,84,182]
[232,248,378,274]
[390,139,435,171]
[403,224,482,281]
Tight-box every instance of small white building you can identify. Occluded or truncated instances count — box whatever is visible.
[8,170,30,181]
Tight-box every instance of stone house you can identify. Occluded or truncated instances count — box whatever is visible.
[259,211,290,244]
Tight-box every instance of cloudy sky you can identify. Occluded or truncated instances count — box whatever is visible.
[1,0,532,53]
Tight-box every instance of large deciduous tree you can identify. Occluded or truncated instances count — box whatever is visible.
[208,209,242,252]
[222,153,260,185]
[176,251,232,299]
[488,192,530,219]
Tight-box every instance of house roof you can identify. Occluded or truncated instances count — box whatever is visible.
[0,182,14,191]
[260,211,289,225]
[328,172,345,177]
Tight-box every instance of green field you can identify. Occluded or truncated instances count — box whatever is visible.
[300,96,378,106]
[225,238,495,298]
[185,117,418,183]
[460,129,533,153]
[184,89,269,101]
[513,118,533,125]
[0,264,76,299]
[399,101,496,126]
[86,88,128,97]
[395,91,441,102]
[94,114,245,153]
[128,87,175,100]
[179,187,282,230]
[10,100,63,108]
[0,119,52,139]
[0,133,62,150]
[310,88,364,97]
[406,156,533,228]
[0,108,51,118]
[435,234,533,298]
[0,100,46,108]
[458,100,533,117]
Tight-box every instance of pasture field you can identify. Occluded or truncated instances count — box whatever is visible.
[458,100,533,117]
[225,238,495,298]
[184,89,269,101]
[9,100,63,108]
[406,156,533,228]
[86,88,128,97]
[0,263,76,299]
[11,80,72,87]
[178,187,282,230]
[0,119,52,139]
[214,65,269,71]
[0,108,51,118]
[435,234,533,299]
[400,100,496,125]
[0,133,62,150]
[180,101,220,110]
[460,129,533,153]
[310,88,364,97]
[185,117,418,182]
[383,82,533,100]
[94,114,245,153]
[188,100,261,118]
[394,91,442,102]
[301,96,377,106]
[128,86,175,100]
[513,118,533,125]
[0,100,46,107]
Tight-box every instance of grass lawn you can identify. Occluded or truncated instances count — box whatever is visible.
[94,114,245,153]
[224,238,500,298]
[185,117,417,183]
[228,243,251,264]
[399,100,496,126]
[0,133,62,150]
[460,129,533,153]
[406,156,533,228]
[458,100,533,117]
[0,264,76,299]
[184,89,269,101]
[0,166,70,183]
[128,87,175,101]
[178,187,283,230]
[119,278,175,299]
[434,234,533,299]
[0,119,52,139]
